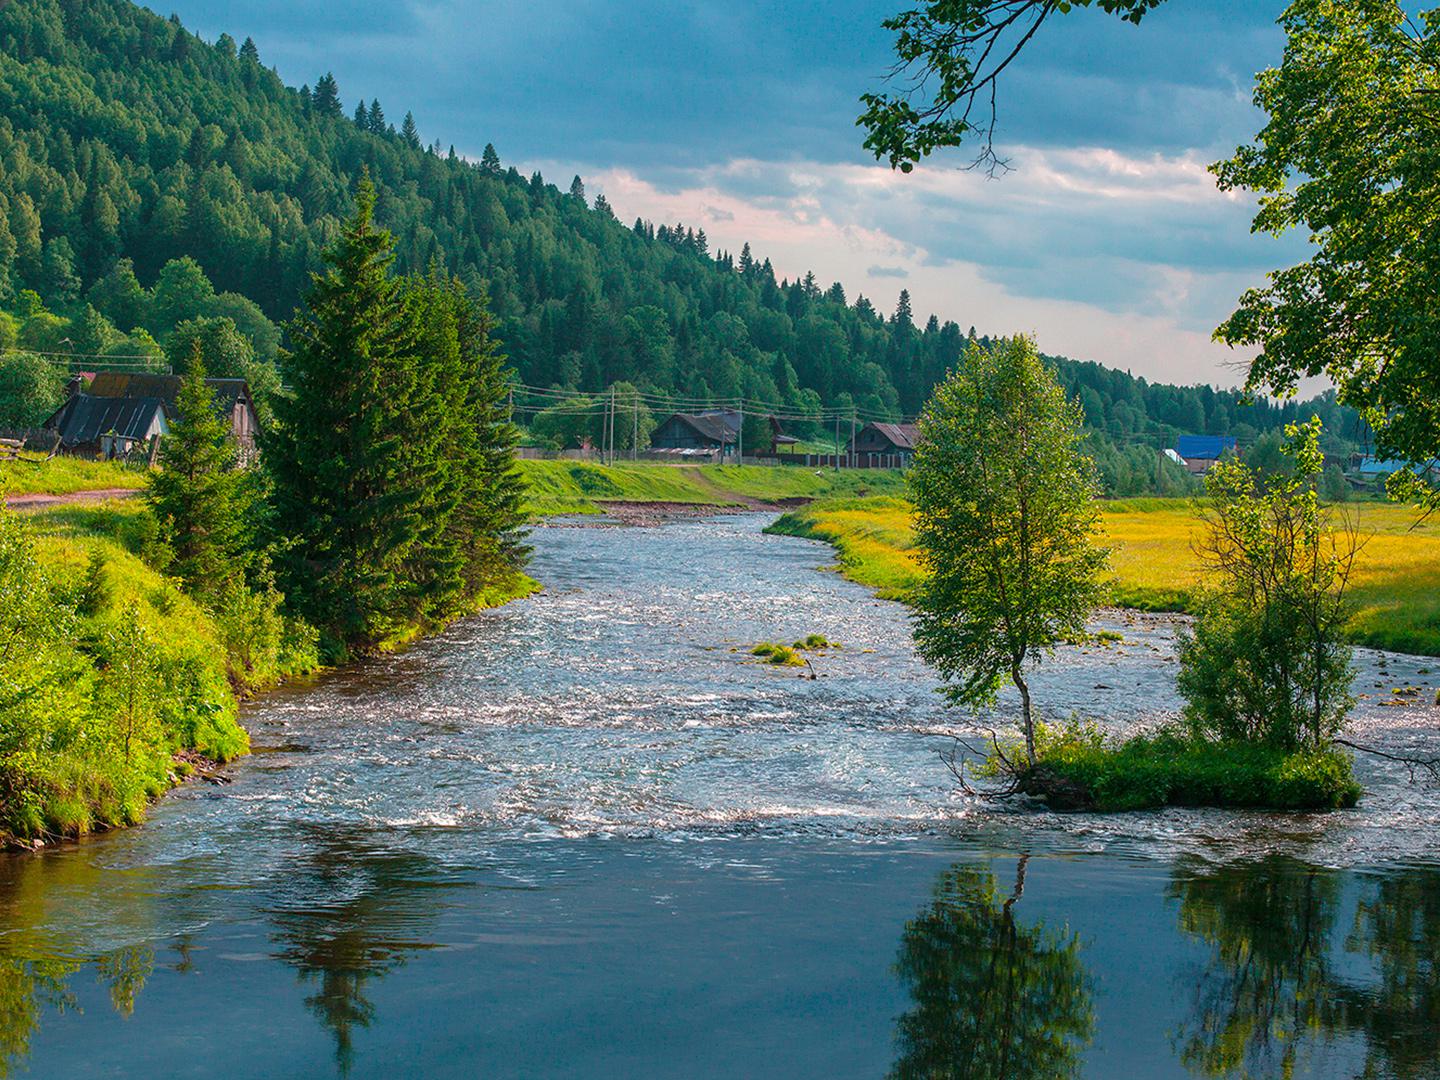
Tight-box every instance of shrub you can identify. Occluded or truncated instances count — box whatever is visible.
[212,578,320,692]
[1024,723,1361,812]
[1179,419,1356,752]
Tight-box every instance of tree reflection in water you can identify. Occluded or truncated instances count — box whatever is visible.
[889,856,1094,1080]
[266,829,452,1077]
[1170,857,1440,1080]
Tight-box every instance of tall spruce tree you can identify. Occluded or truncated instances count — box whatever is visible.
[146,345,256,605]
[403,268,529,619]
[268,176,428,649]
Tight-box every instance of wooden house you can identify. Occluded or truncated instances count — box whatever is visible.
[847,422,920,466]
[44,373,260,461]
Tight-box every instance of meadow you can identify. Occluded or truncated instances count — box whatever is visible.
[0,455,141,496]
[517,460,906,516]
[768,496,1440,656]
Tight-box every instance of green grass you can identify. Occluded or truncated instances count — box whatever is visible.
[768,495,1440,655]
[750,641,806,666]
[0,455,140,496]
[518,460,906,516]
[5,500,250,843]
[1029,726,1363,811]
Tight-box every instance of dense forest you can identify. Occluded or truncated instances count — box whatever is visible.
[0,0,1368,495]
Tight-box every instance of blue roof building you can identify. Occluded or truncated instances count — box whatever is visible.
[1176,434,1236,460]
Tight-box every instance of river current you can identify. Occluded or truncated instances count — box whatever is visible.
[3,514,1438,1078]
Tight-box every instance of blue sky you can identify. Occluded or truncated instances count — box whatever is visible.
[172,0,1295,385]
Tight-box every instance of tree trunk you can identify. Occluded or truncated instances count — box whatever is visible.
[1013,665,1035,764]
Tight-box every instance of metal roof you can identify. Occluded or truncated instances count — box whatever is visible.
[855,422,920,451]
[46,395,169,445]
[1176,434,1236,460]
[658,413,739,445]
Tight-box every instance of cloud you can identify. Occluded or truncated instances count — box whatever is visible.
[570,147,1285,386]
[171,0,1292,388]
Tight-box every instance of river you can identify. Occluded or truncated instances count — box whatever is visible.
[2,513,1438,1078]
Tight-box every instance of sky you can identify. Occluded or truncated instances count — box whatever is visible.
[170,0,1298,387]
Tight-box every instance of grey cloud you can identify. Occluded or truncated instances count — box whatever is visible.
[867,265,910,279]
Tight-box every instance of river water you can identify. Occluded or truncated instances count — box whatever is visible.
[3,514,1439,1079]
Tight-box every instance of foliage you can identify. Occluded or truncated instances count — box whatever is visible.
[1030,723,1361,811]
[909,335,1109,761]
[889,860,1093,1079]
[1215,0,1440,510]
[268,180,529,653]
[749,641,806,666]
[0,352,65,428]
[145,348,259,606]
[1178,419,1357,751]
[163,316,279,425]
[859,1,1168,172]
[0,501,250,842]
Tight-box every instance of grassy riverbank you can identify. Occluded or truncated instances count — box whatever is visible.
[518,460,906,516]
[2,501,255,845]
[2,492,537,848]
[768,496,1440,655]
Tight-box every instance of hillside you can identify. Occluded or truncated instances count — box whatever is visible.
[0,0,1366,494]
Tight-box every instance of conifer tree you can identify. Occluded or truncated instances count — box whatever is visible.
[313,73,342,119]
[480,144,501,174]
[401,112,421,149]
[368,99,386,134]
[147,346,256,605]
[568,175,586,204]
[353,100,368,128]
[268,176,426,649]
[894,289,914,328]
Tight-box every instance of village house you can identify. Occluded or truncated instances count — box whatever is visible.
[43,372,260,461]
[847,421,920,467]
[649,409,740,458]
[1174,434,1237,475]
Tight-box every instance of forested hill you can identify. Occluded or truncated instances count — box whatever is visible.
[0,0,1361,486]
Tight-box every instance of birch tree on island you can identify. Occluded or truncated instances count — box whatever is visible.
[909,335,1108,767]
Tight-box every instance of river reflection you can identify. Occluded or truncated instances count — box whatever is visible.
[267,830,450,1075]
[887,856,1440,1080]
[1,518,1438,1077]
[1170,858,1440,1080]
[890,856,1093,1080]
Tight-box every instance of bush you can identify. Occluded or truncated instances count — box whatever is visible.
[0,350,65,428]
[212,578,320,693]
[1024,723,1361,812]
[1178,419,1356,752]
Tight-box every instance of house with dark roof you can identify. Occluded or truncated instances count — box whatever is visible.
[1175,434,1236,475]
[43,373,260,460]
[847,422,921,465]
[650,411,739,457]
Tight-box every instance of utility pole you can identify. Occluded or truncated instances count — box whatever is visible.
[737,402,743,464]
[833,414,840,472]
[850,411,857,470]
[632,390,638,461]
